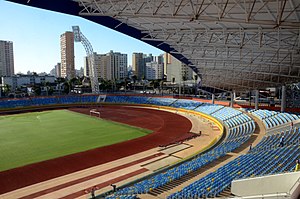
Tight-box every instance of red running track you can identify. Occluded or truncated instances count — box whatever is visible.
[0,105,192,194]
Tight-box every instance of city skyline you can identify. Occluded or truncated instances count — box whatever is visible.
[0,1,163,74]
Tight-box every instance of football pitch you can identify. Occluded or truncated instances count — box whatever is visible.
[0,110,151,172]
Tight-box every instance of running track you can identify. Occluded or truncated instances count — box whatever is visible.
[0,105,192,194]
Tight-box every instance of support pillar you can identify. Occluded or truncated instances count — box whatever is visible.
[249,90,252,106]
[230,92,234,107]
[255,90,259,110]
[212,94,215,104]
[281,85,286,112]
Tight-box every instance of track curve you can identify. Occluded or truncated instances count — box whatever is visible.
[0,105,192,194]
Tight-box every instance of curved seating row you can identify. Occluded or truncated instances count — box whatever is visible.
[146,97,177,106]
[0,95,102,109]
[170,99,203,110]
[194,104,224,115]
[168,126,300,199]
[249,109,300,129]
[104,97,255,199]
[5,96,292,199]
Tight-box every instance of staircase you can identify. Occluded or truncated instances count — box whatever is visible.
[148,155,232,197]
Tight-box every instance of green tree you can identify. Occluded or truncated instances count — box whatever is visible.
[132,75,137,92]
[63,82,70,94]
[33,85,41,96]
[3,84,11,96]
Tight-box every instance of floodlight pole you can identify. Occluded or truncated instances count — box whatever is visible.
[72,26,99,94]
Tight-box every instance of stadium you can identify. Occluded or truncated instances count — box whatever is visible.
[1,0,300,199]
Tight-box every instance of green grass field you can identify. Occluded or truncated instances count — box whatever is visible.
[0,110,151,172]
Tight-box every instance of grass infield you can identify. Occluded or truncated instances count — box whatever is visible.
[0,110,151,172]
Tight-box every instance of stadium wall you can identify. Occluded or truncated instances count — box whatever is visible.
[231,171,300,198]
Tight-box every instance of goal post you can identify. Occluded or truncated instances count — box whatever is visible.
[90,109,101,118]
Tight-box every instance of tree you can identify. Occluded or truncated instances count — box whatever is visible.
[3,84,11,96]
[33,85,41,96]
[150,80,155,91]
[142,75,146,93]
[48,87,54,95]
[44,81,50,96]
[67,77,80,93]
[55,77,66,95]
[63,82,70,94]
[132,75,137,92]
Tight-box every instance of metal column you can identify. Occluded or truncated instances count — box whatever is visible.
[212,93,215,104]
[281,85,286,112]
[230,92,233,107]
[255,90,259,110]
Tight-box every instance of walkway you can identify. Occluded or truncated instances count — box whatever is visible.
[0,106,220,199]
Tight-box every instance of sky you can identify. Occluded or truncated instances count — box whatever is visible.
[0,1,163,74]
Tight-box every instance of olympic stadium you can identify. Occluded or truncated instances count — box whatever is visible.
[1,0,300,199]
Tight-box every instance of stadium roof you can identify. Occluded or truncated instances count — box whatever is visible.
[7,0,300,91]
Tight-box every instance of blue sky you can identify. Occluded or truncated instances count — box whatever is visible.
[0,1,163,74]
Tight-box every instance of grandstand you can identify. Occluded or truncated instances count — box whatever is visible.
[2,0,300,198]
[0,95,299,199]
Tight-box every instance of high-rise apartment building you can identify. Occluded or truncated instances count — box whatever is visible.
[55,63,61,77]
[146,55,164,80]
[89,51,127,81]
[60,31,75,78]
[165,53,194,83]
[106,51,127,80]
[132,53,144,79]
[132,53,154,79]
[0,40,14,76]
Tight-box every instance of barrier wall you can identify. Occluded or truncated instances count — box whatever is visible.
[151,105,225,158]
[231,171,300,198]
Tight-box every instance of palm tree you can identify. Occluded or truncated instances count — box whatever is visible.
[159,79,163,96]
[68,77,79,93]
[150,80,155,92]
[142,75,146,93]
[55,77,65,95]
[44,81,50,96]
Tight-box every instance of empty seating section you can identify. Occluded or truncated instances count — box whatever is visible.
[124,96,150,104]
[30,97,58,105]
[168,127,300,199]
[249,109,299,129]
[104,98,255,199]
[2,96,298,199]
[105,96,151,104]
[146,97,177,106]
[212,107,241,121]
[81,95,98,103]
[194,104,223,115]
[170,99,202,110]
[57,95,81,104]
[105,96,131,103]
[227,121,255,140]
[250,127,300,153]
[0,98,32,108]
[105,195,137,199]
